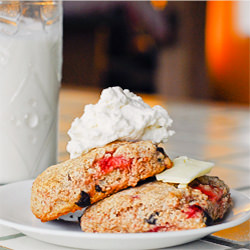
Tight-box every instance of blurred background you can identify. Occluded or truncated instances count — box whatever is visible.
[62,1,249,105]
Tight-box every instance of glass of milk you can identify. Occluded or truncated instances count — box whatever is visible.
[0,1,63,183]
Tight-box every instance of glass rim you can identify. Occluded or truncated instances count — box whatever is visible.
[0,1,61,6]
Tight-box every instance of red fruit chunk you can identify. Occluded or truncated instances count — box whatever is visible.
[185,205,203,219]
[98,156,132,174]
[131,195,140,199]
[148,223,178,232]
[194,184,223,202]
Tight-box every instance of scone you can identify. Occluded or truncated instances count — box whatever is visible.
[80,176,232,233]
[31,141,172,222]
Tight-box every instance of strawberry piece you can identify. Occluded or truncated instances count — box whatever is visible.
[185,205,203,218]
[98,156,132,174]
[148,223,176,232]
[194,184,223,202]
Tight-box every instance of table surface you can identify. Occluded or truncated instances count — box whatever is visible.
[1,87,250,250]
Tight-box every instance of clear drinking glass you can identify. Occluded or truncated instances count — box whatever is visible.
[0,1,63,183]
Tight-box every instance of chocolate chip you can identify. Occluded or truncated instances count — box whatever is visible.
[95,184,102,192]
[204,211,213,226]
[75,191,91,207]
[145,212,159,225]
[156,147,166,157]
[67,173,72,181]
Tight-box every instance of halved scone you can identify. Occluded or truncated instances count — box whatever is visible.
[80,176,232,233]
[31,141,172,222]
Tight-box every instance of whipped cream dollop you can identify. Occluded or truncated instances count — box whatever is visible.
[67,86,174,159]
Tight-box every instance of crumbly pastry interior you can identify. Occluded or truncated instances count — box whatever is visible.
[31,141,172,222]
[80,176,232,233]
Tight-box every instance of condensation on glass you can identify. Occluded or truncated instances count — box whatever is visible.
[0,1,63,183]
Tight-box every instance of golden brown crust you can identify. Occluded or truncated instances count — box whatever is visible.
[31,141,172,222]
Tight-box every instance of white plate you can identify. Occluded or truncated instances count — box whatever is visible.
[0,180,250,250]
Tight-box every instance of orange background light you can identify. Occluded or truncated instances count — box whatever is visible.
[206,1,249,104]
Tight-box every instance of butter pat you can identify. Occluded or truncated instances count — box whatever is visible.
[156,156,214,185]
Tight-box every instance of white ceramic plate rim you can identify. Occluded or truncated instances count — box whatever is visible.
[0,180,250,240]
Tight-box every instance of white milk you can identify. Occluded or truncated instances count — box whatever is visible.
[0,31,62,183]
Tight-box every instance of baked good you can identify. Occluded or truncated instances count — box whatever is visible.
[80,176,232,233]
[31,141,172,222]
